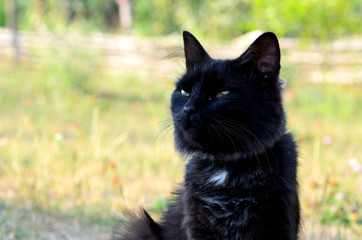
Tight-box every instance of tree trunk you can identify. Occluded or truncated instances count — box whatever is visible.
[10,0,20,60]
[116,0,132,33]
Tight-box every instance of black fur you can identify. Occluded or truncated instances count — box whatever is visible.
[114,209,161,240]
[115,31,300,240]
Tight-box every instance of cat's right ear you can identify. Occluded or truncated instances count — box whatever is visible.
[183,31,210,71]
[238,32,281,80]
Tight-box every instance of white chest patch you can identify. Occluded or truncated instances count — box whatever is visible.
[208,170,229,186]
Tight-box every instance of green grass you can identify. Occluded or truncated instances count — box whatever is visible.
[0,48,361,239]
[284,81,362,239]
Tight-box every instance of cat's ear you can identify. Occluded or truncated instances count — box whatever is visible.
[242,32,281,78]
[183,31,210,71]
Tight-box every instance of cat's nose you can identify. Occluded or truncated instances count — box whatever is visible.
[183,106,196,116]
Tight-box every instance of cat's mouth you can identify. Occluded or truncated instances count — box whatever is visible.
[181,114,201,130]
[182,119,192,130]
[179,120,201,144]
[182,124,198,139]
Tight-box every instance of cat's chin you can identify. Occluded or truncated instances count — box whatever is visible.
[184,150,251,162]
[175,119,286,161]
[175,136,254,161]
[176,131,284,161]
[176,135,252,161]
[178,129,203,149]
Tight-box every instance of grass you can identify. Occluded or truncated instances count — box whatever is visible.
[0,46,361,239]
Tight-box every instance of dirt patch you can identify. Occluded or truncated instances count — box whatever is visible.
[1,205,112,240]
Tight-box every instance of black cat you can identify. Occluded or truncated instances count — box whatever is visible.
[115,31,300,240]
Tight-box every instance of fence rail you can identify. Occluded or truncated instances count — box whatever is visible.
[0,28,361,83]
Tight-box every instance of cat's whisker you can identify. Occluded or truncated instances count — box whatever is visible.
[152,119,174,145]
[209,121,238,153]
[208,115,260,154]
[206,115,274,170]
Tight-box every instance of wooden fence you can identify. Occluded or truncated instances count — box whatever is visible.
[0,28,361,83]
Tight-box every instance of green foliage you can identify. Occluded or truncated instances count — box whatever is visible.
[251,0,362,40]
[0,1,5,27]
[132,0,254,39]
[2,1,361,40]
[12,0,118,32]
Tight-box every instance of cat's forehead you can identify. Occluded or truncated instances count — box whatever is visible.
[199,60,229,75]
[178,60,236,88]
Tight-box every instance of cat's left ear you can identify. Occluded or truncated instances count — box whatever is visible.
[242,32,281,79]
[183,31,210,71]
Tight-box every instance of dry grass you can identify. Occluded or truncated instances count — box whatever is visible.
[0,44,361,239]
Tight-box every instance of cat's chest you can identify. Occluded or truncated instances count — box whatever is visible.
[185,158,273,193]
[186,168,269,206]
[184,159,274,228]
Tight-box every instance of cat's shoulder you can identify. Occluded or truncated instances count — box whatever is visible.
[273,132,298,179]
[276,132,298,155]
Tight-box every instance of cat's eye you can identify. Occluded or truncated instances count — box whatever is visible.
[216,90,230,97]
[180,89,190,97]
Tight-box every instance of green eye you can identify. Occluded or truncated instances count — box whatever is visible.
[181,89,190,97]
[216,90,230,97]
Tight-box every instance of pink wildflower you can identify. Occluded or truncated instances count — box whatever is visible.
[348,158,362,173]
[322,135,333,145]
[285,90,295,101]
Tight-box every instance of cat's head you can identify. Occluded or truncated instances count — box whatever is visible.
[171,31,286,160]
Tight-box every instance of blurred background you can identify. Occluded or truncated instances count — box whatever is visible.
[0,0,361,239]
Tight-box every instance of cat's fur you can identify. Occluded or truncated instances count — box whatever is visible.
[115,31,300,240]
